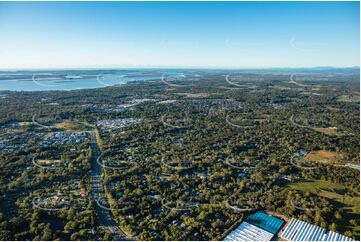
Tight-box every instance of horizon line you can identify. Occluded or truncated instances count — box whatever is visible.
[0,65,360,71]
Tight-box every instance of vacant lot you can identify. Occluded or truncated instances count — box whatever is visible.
[38,159,62,164]
[174,92,212,98]
[337,95,359,103]
[313,127,343,137]
[53,120,81,131]
[305,150,344,165]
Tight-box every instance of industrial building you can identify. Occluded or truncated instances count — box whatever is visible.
[223,212,355,241]
[280,218,354,241]
[223,211,284,241]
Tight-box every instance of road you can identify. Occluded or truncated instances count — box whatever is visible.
[289,115,312,129]
[89,131,131,240]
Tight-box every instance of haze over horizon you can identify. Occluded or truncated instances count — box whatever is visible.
[0,66,360,72]
[0,1,359,69]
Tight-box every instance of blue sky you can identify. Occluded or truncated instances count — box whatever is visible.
[0,1,359,69]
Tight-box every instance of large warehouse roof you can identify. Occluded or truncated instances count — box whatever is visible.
[223,221,274,241]
[223,211,285,241]
[280,218,354,241]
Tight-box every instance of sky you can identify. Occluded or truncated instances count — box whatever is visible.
[0,1,359,69]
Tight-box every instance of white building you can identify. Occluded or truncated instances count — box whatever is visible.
[223,221,274,241]
[280,218,354,241]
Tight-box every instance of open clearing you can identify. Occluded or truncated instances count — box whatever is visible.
[37,159,62,164]
[313,127,343,137]
[53,120,81,131]
[337,95,359,103]
[305,150,344,165]
[174,92,212,98]
[287,179,360,237]
[18,122,33,126]
[287,179,359,213]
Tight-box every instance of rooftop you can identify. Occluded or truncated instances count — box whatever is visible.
[223,221,274,241]
[246,211,284,234]
[280,218,354,241]
[223,211,285,241]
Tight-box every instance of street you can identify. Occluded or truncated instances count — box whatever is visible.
[89,132,131,240]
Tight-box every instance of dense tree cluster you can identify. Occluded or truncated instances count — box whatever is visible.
[0,71,359,240]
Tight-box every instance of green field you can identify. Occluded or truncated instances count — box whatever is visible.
[305,150,344,165]
[38,159,62,165]
[313,127,344,137]
[337,95,359,103]
[53,120,82,131]
[287,179,360,237]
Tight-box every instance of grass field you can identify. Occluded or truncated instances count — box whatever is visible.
[337,95,359,103]
[38,159,62,164]
[53,120,80,131]
[313,127,343,137]
[305,150,344,165]
[18,121,33,126]
[287,179,360,237]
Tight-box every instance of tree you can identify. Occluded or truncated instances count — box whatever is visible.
[67,208,76,220]
[103,232,110,240]
[70,232,80,240]
[344,231,353,237]
[329,223,337,232]
[334,211,342,220]
[349,219,358,226]
[41,224,52,240]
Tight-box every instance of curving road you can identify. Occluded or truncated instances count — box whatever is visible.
[89,131,132,240]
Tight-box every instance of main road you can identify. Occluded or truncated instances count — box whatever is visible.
[89,131,132,240]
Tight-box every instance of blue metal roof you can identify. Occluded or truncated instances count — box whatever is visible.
[246,211,285,234]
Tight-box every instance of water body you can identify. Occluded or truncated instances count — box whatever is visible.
[0,73,160,91]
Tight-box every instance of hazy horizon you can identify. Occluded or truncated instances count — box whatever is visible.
[0,65,360,72]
